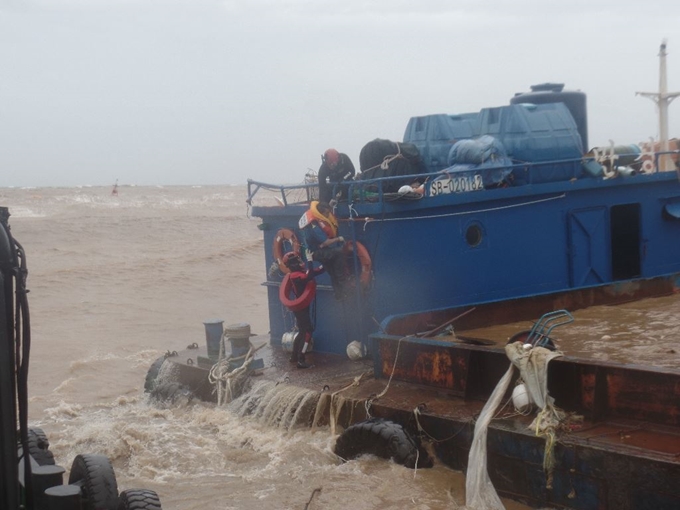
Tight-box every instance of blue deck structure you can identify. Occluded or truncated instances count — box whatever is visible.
[247,84,680,357]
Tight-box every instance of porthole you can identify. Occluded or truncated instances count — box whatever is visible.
[465,224,483,247]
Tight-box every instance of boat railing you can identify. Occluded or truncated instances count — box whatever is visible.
[247,149,680,208]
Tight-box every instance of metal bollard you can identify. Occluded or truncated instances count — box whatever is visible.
[32,464,66,509]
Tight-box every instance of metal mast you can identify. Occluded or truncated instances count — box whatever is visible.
[637,40,680,171]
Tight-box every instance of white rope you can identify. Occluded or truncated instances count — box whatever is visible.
[356,193,566,231]
[208,340,266,406]
[364,335,407,417]
[328,371,369,435]
[361,143,404,174]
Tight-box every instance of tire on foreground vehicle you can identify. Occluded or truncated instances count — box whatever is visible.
[68,453,119,510]
[118,489,162,510]
[27,427,55,466]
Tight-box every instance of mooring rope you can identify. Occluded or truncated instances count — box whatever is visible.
[327,371,369,435]
[208,340,266,406]
[364,335,408,418]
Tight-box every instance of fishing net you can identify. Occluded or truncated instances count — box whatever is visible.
[463,342,563,509]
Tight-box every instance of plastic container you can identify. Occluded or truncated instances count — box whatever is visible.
[511,83,588,150]
[403,113,480,173]
[479,103,584,183]
[282,331,295,353]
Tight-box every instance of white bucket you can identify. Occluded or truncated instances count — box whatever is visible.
[281,332,295,353]
[511,383,534,413]
[281,332,314,353]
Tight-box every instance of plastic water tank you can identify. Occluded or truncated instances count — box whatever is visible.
[511,83,588,150]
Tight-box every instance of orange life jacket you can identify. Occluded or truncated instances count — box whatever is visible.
[298,201,338,237]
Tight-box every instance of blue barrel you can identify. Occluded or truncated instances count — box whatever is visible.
[511,83,589,150]
[203,319,224,359]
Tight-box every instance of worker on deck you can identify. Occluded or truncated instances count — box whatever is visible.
[299,201,349,299]
[318,148,356,203]
[281,252,325,369]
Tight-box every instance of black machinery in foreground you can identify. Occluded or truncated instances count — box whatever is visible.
[0,206,162,510]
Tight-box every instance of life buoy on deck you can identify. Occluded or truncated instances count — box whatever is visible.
[343,241,372,288]
[272,228,301,274]
[279,273,317,312]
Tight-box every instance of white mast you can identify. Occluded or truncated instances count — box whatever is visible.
[636,40,680,171]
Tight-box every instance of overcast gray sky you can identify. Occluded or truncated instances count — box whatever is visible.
[2,0,680,188]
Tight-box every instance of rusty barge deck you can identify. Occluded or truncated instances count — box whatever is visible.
[157,333,680,510]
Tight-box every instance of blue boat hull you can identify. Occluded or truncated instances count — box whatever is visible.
[251,170,680,355]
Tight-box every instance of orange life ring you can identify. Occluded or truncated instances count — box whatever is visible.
[279,273,317,311]
[272,228,301,274]
[343,241,372,288]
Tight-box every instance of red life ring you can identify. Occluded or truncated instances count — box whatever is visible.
[279,273,317,311]
[272,228,301,274]
[343,241,372,288]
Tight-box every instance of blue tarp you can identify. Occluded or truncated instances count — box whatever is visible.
[447,135,509,166]
[434,135,514,188]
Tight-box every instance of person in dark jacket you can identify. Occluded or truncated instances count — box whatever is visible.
[299,201,348,299]
[318,148,356,203]
[281,252,325,369]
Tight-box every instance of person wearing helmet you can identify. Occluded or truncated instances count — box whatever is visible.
[318,148,356,203]
[281,251,325,369]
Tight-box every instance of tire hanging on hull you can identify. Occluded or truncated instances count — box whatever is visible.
[333,418,433,469]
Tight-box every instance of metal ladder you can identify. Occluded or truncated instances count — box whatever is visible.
[526,309,574,348]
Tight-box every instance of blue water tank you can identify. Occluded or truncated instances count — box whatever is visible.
[403,113,480,172]
[478,103,584,183]
[510,83,588,150]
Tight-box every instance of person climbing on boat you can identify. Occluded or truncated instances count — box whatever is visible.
[318,148,356,203]
[280,251,325,369]
[299,200,349,299]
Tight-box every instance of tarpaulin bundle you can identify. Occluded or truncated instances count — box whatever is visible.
[359,138,426,192]
[463,342,563,510]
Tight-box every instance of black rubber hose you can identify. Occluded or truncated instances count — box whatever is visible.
[11,233,33,509]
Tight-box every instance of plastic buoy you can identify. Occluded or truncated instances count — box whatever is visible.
[346,341,366,360]
[512,383,533,413]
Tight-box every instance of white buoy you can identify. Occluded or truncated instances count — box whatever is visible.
[346,341,366,360]
[512,383,534,413]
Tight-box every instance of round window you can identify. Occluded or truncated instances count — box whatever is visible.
[465,224,483,247]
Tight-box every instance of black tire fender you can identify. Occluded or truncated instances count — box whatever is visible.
[333,418,433,469]
[144,356,168,393]
[149,381,193,406]
[118,489,162,510]
[27,427,55,466]
[68,453,119,510]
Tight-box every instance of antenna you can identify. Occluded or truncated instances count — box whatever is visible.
[636,39,680,172]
